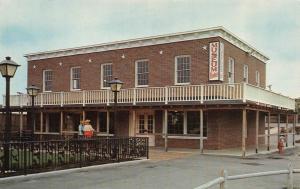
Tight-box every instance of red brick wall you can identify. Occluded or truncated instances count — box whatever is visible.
[154,109,266,150]
[28,37,266,91]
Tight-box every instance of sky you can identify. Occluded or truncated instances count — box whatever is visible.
[0,0,299,104]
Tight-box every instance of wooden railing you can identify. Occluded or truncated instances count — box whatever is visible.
[194,163,299,189]
[4,83,295,110]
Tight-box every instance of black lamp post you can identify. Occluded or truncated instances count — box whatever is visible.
[0,56,20,171]
[108,77,123,135]
[26,85,40,137]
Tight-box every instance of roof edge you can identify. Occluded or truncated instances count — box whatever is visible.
[24,26,270,62]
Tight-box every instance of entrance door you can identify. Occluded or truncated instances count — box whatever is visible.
[136,113,155,146]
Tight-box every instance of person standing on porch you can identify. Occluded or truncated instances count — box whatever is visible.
[83,120,95,138]
[78,121,84,138]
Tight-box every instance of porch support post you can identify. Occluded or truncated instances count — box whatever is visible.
[106,111,110,134]
[82,110,86,121]
[132,110,136,137]
[293,114,296,146]
[255,110,259,153]
[40,112,43,133]
[96,111,100,132]
[242,109,247,158]
[164,109,168,152]
[286,114,288,147]
[200,109,204,154]
[267,112,271,151]
[60,111,63,134]
[19,111,23,136]
[277,114,280,144]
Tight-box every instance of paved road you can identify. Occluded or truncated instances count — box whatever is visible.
[1,147,300,189]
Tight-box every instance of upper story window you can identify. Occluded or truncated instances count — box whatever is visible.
[101,63,113,89]
[43,70,53,92]
[228,57,235,84]
[135,59,149,87]
[71,67,80,90]
[243,65,249,83]
[256,71,260,87]
[175,55,191,84]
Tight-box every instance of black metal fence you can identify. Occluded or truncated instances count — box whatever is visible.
[0,137,148,177]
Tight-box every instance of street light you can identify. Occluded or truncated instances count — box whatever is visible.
[109,77,123,135]
[26,85,40,137]
[0,56,20,171]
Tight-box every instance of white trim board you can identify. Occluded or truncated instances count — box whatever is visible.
[24,26,269,62]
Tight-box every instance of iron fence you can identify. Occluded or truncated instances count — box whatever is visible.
[0,137,148,177]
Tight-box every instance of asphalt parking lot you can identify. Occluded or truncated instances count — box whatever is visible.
[1,146,300,189]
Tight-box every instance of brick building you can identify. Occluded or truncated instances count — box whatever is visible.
[6,26,296,154]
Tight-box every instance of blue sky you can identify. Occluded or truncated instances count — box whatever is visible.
[0,0,299,103]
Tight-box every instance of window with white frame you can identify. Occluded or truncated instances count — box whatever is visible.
[243,65,249,83]
[43,70,53,92]
[256,71,260,86]
[101,64,113,88]
[167,111,207,136]
[71,67,80,90]
[175,56,191,84]
[228,57,235,84]
[136,60,149,86]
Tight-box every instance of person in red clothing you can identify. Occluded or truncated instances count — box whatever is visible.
[83,120,95,138]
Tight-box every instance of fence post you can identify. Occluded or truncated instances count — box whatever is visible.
[200,85,204,104]
[220,169,228,189]
[287,163,293,189]
[242,82,246,103]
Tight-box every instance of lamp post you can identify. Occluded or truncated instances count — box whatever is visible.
[26,85,40,138]
[0,56,20,171]
[109,77,123,135]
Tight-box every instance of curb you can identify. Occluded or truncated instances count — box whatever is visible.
[0,159,149,183]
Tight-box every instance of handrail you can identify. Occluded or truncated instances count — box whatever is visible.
[3,83,295,110]
[194,163,297,189]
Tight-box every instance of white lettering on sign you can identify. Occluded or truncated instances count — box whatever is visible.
[209,42,219,80]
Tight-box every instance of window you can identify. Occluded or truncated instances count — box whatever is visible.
[228,57,235,84]
[136,60,149,86]
[175,56,191,84]
[167,111,208,136]
[101,64,113,88]
[243,65,249,83]
[168,111,184,134]
[187,111,207,137]
[138,115,146,133]
[71,67,80,90]
[99,112,107,133]
[147,115,154,133]
[43,70,53,92]
[137,114,154,134]
[256,71,260,86]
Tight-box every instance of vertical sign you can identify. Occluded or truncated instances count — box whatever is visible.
[209,42,224,81]
[219,42,224,81]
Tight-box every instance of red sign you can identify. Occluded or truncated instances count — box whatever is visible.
[209,42,219,80]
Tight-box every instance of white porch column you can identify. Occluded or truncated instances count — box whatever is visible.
[40,112,43,133]
[242,109,247,157]
[60,111,63,134]
[277,114,281,143]
[106,111,110,134]
[293,114,296,146]
[267,112,271,151]
[200,109,204,154]
[82,110,86,121]
[255,110,259,153]
[132,110,136,136]
[164,109,168,152]
[96,112,100,132]
[19,111,23,135]
[286,114,288,147]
